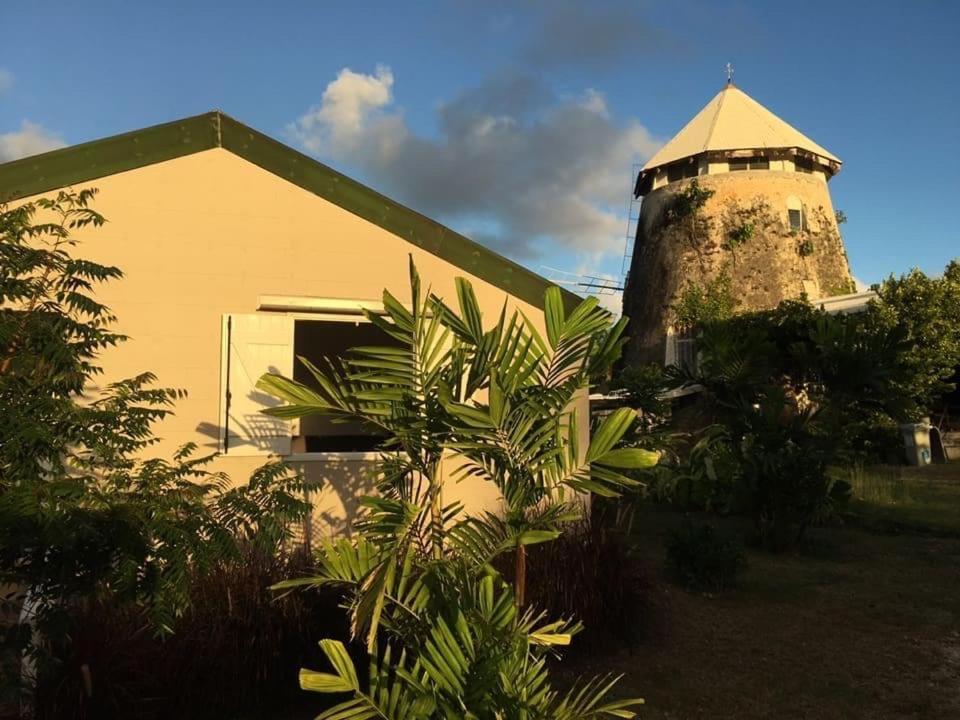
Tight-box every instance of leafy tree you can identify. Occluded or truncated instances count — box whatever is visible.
[0,191,308,694]
[865,262,960,417]
[668,315,853,548]
[655,259,960,546]
[259,260,656,717]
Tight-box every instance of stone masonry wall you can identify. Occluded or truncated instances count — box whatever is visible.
[623,170,853,364]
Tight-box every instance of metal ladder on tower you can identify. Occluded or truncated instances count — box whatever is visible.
[619,162,642,290]
[539,162,643,299]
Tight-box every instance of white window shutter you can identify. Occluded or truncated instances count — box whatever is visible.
[220,313,295,456]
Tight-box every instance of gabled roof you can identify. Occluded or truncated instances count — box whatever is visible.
[642,84,841,172]
[0,111,578,310]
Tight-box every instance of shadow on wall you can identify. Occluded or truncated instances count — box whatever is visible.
[196,414,284,453]
[287,457,378,541]
[194,374,292,454]
[195,420,379,542]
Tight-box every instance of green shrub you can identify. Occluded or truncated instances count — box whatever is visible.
[725,221,755,249]
[672,271,735,329]
[665,521,745,593]
[734,392,851,550]
[665,179,714,223]
[649,427,741,513]
[612,363,669,429]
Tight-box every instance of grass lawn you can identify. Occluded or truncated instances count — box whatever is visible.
[843,464,960,535]
[561,465,960,720]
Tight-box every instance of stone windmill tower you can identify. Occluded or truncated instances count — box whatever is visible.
[622,76,854,365]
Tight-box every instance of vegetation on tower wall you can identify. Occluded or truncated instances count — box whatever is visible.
[672,270,735,329]
[663,179,715,226]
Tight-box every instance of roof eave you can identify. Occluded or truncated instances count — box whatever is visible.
[0,111,581,312]
[0,112,221,202]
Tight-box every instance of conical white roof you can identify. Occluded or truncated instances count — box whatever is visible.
[642,84,841,171]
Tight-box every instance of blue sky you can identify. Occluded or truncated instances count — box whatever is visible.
[2,1,958,297]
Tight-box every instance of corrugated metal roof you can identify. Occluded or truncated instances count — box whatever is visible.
[643,84,841,171]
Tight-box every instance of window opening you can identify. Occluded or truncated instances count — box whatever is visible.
[292,319,400,453]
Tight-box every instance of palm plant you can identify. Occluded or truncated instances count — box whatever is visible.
[258,259,657,717]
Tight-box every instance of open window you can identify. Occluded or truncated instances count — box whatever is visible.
[220,312,399,457]
[291,319,399,454]
[794,155,815,174]
[666,159,699,183]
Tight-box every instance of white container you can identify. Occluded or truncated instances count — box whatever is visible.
[900,422,933,466]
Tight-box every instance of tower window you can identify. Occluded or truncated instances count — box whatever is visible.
[666,160,699,183]
[786,196,806,232]
[729,156,769,171]
[788,209,803,231]
[795,155,814,173]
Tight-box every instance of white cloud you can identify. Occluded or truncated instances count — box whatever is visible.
[0,69,12,94]
[0,120,65,162]
[289,66,660,261]
[293,65,394,154]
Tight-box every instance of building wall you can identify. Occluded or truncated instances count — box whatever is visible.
[623,169,853,364]
[25,148,575,538]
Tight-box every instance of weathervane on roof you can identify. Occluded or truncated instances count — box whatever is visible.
[725,62,734,85]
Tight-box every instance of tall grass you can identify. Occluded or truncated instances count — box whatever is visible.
[844,464,911,506]
[499,516,654,650]
[34,545,347,720]
[839,463,960,534]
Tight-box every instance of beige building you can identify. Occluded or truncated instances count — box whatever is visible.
[0,111,582,539]
[624,82,854,365]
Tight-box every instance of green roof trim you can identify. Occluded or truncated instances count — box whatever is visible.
[0,111,579,311]
[0,114,221,201]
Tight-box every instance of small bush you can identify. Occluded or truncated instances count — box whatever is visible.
[665,179,715,223]
[725,221,755,249]
[612,363,669,428]
[665,521,745,593]
[672,271,735,329]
